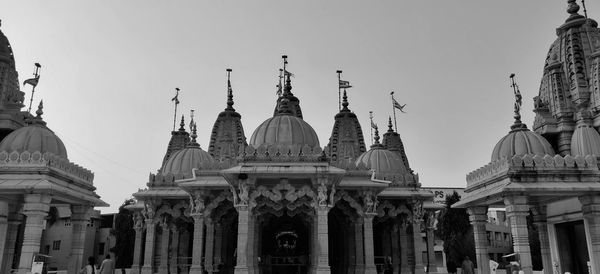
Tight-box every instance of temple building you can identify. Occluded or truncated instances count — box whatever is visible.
[128,59,440,274]
[455,1,600,274]
[0,21,108,274]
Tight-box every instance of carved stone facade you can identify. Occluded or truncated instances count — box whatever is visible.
[130,62,436,274]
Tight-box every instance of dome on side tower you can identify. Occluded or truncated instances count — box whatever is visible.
[161,121,215,177]
[0,102,68,159]
[355,127,408,176]
[492,76,555,161]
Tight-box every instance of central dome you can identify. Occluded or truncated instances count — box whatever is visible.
[249,115,320,148]
[491,127,555,161]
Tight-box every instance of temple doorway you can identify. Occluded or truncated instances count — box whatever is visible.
[259,213,310,274]
[556,220,590,274]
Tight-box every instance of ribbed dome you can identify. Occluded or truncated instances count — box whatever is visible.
[491,127,555,161]
[161,146,215,176]
[0,124,68,159]
[249,115,320,148]
[570,124,600,156]
[355,146,408,175]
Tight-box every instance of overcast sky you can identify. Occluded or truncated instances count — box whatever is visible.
[2,1,595,213]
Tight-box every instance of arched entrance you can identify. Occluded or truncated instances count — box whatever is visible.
[259,212,311,274]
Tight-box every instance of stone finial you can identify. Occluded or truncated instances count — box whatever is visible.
[567,0,580,15]
[36,100,43,118]
[226,68,235,111]
[276,98,293,115]
[179,115,185,131]
[387,116,394,133]
[282,55,293,96]
[189,122,200,148]
[341,89,349,111]
[373,125,381,145]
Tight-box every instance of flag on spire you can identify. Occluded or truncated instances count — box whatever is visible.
[339,80,352,89]
[172,88,180,105]
[392,97,406,113]
[23,76,39,88]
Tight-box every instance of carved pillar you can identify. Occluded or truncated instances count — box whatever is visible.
[0,200,9,271]
[399,221,410,274]
[205,219,215,273]
[580,195,600,274]
[412,220,426,274]
[158,219,171,274]
[504,196,532,274]
[316,205,331,274]
[2,213,21,274]
[426,227,436,273]
[531,206,552,274]
[141,218,157,274]
[355,219,365,274]
[391,222,400,274]
[467,206,490,274]
[190,214,205,274]
[68,205,91,274]
[130,214,144,274]
[235,205,249,274]
[170,224,180,274]
[312,214,318,274]
[363,214,377,274]
[17,193,50,274]
[250,216,259,274]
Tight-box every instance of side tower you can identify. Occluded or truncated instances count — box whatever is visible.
[533,0,600,155]
[382,117,411,172]
[160,115,190,167]
[207,69,247,161]
[0,21,27,140]
[327,89,366,165]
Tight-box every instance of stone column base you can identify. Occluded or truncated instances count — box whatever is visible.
[140,266,153,274]
[315,266,331,274]
[189,265,203,274]
[401,266,411,274]
[129,266,141,274]
[235,266,249,274]
[365,265,377,274]
[355,265,365,274]
[415,266,426,274]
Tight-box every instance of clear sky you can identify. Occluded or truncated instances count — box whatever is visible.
[2,1,596,213]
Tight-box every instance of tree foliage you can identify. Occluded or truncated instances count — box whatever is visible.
[110,198,136,268]
[436,191,476,267]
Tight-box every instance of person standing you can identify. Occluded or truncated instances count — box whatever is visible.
[98,254,115,274]
[79,257,97,274]
[461,256,475,274]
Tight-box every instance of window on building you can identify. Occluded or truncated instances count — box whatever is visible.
[98,242,105,255]
[87,219,94,227]
[52,240,61,251]
[64,218,71,226]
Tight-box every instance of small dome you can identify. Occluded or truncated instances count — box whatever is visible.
[0,124,68,159]
[570,124,600,156]
[161,146,215,176]
[491,127,555,161]
[355,146,408,175]
[249,115,320,148]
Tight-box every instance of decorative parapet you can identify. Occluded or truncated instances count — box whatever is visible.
[339,160,420,187]
[0,151,94,183]
[236,144,327,162]
[466,154,598,187]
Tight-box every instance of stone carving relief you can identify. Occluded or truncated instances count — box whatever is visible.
[189,192,206,215]
[362,190,378,214]
[412,200,424,225]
